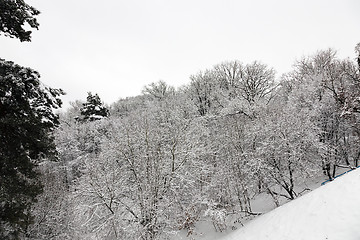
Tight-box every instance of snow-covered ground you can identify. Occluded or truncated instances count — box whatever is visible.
[220,168,360,240]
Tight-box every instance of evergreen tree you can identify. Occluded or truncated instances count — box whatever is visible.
[0,59,64,238]
[79,92,109,122]
[0,0,40,42]
[0,1,65,238]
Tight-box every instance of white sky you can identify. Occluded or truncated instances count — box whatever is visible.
[1,0,360,109]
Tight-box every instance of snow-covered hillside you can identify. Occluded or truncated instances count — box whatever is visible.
[221,168,360,240]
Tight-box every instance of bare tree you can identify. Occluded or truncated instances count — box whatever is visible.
[142,80,175,100]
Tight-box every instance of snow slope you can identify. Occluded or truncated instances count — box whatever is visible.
[221,168,360,240]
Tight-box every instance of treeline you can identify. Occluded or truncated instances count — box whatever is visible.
[26,47,360,239]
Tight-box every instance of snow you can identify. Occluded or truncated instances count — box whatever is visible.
[221,168,360,240]
[170,220,229,240]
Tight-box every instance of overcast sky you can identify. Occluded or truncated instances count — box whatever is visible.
[1,0,360,109]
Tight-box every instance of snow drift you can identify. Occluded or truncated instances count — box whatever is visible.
[221,168,360,240]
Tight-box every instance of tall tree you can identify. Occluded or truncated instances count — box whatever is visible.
[188,70,218,116]
[0,1,66,238]
[0,59,63,238]
[291,49,360,178]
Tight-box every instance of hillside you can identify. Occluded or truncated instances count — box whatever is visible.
[221,168,360,240]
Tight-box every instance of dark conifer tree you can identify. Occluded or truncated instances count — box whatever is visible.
[0,1,65,238]
[0,59,64,238]
[0,0,40,42]
[79,92,109,122]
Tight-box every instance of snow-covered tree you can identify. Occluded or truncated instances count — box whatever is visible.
[0,0,40,42]
[290,49,360,179]
[72,96,209,239]
[142,80,175,100]
[255,100,321,200]
[78,92,109,122]
[188,70,219,116]
[24,162,72,240]
[0,59,63,238]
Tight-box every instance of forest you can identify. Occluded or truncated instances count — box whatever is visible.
[11,47,360,239]
[1,1,360,240]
